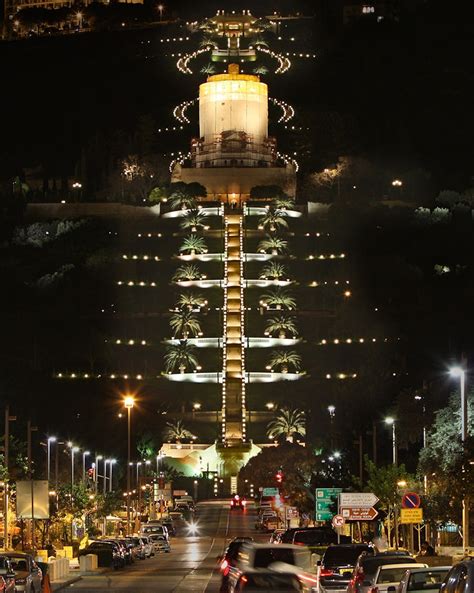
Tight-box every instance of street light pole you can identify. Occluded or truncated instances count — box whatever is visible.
[109,460,116,492]
[385,417,397,465]
[47,437,56,483]
[82,451,90,483]
[95,455,103,494]
[103,460,110,495]
[450,365,469,552]
[124,395,135,535]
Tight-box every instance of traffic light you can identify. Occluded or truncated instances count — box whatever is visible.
[276,470,283,484]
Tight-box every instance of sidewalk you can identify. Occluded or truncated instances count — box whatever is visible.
[51,575,82,592]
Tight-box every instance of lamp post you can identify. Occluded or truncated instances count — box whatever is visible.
[328,405,336,449]
[124,395,135,535]
[450,365,469,552]
[157,4,164,20]
[69,444,79,543]
[385,417,397,465]
[47,437,56,483]
[95,455,103,494]
[109,460,116,492]
[82,451,90,483]
[103,459,111,495]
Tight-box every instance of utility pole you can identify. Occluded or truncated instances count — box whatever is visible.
[27,421,38,551]
[3,406,16,551]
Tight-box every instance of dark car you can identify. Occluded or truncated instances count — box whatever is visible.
[280,528,351,556]
[439,558,474,593]
[78,541,123,569]
[220,538,254,593]
[0,557,16,593]
[159,519,176,537]
[126,536,146,560]
[108,539,134,564]
[347,552,419,593]
[319,544,373,593]
[232,570,303,592]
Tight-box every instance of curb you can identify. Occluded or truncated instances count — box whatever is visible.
[51,576,82,591]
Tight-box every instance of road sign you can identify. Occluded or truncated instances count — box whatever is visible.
[332,514,345,528]
[402,492,421,509]
[315,488,342,521]
[340,507,378,521]
[400,508,423,524]
[262,487,279,496]
[339,493,379,508]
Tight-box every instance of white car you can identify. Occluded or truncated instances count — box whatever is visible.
[396,566,451,593]
[149,534,171,553]
[139,536,154,558]
[141,524,169,540]
[370,563,428,593]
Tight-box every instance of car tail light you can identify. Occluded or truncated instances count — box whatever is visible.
[369,588,379,593]
[220,559,228,572]
[320,568,334,577]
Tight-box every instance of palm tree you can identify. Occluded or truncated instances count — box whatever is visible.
[257,235,288,255]
[169,189,197,211]
[172,264,202,282]
[258,210,288,233]
[268,350,302,373]
[164,341,199,373]
[180,209,208,232]
[169,310,202,338]
[177,292,207,310]
[273,196,295,210]
[163,419,196,442]
[261,288,296,310]
[180,234,208,255]
[267,408,306,442]
[265,315,298,338]
[200,63,217,75]
[259,261,288,280]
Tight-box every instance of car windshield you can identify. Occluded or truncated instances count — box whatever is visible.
[408,570,449,590]
[241,573,302,590]
[253,548,310,570]
[323,546,369,567]
[378,567,417,583]
[9,559,29,572]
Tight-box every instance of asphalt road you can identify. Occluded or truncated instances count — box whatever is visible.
[65,500,264,593]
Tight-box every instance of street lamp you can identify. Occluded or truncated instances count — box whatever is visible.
[328,406,336,449]
[109,459,116,492]
[95,455,103,494]
[47,437,56,483]
[82,451,90,483]
[124,395,134,535]
[136,462,142,487]
[327,405,336,417]
[103,459,111,495]
[450,365,469,552]
[157,4,164,20]
[385,417,397,465]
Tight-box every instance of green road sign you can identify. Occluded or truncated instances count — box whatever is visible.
[262,487,279,496]
[315,488,342,521]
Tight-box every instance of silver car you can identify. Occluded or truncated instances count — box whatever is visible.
[371,563,427,593]
[0,553,42,593]
[397,566,451,593]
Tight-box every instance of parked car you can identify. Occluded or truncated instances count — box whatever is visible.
[369,563,427,593]
[149,534,171,553]
[100,539,127,565]
[397,566,451,593]
[347,553,420,593]
[141,524,169,540]
[78,541,123,569]
[114,538,135,564]
[140,536,154,558]
[318,544,372,593]
[0,557,17,593]
[270,530,286,544]
[126,536,146,560]
[439,559,474,593]
[230,569,304,592]
[159,518,176,537]
[0,553,42,593]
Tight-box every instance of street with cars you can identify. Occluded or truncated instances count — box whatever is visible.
[0,500,472,593]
